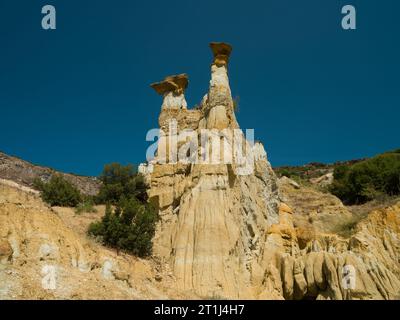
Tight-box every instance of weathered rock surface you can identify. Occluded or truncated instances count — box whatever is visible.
[145,43,280,298]
[141,42,400,300]
[1,42,400,300]
[278,177,353,235]
[0,152,100,196]
[276,178,400,300]
[0,180,190,299]
[309,172,334,187]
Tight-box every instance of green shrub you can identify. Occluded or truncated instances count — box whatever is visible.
[96,163,147,204]
[278,169,292,178]
[87,220,105,237]
[384,148,400,154]
[34,175,81,207]
[330,152,400,204]
[88,199,158,257]
[89,162,156,257]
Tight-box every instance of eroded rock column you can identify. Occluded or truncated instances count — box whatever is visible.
[205,42,238,130]
[150,74,189,163]
[151,74,188,111]
[147,44,281,299]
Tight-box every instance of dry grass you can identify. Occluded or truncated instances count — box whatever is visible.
[332,195,400,238]
[347,195,400,217]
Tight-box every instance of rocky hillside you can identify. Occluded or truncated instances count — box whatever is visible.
[278,177,400,299]
[0,151,100,196]
[138,42,400,299]
[1,42,399,300]
[0,179,190,299]
[143,43,281,299]
[274,159,364,187]
[1,174,399,299]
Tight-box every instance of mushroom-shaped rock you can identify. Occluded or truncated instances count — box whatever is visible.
[150,79,178,96]
[165,74,188,93]
[150,74,189,110]
[210,42,232,67]
[150,73,188,95]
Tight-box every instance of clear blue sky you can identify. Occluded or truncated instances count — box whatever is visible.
[1,0,399,176]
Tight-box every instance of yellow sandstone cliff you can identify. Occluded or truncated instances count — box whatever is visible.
[1,43,399,300]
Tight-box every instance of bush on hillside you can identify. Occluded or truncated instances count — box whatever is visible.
[89,162,157,257]
[88,199,158,257]
[330,152,400,204]
[34,175,82,207]
[95,163,147,204]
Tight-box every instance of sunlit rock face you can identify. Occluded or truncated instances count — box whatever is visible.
[161,92,188,110]
[2,41,399,300]
[140,43,400,300]
[205,42,238,131]
[145,43,281,298]
[151,74,189,111]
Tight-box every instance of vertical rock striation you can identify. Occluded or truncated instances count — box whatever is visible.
[141,43,400,300]
[145,43,280,298]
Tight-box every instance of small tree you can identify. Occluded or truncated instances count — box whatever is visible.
[88,199,158,257]
[89,162,157,257]
[330,151,400,204]
[34,175,81,207]
[96,163,147,204]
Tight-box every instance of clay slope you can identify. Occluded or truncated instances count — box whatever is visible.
[0,179,190,299]
[1,175,399,300]
[268,178,400,300]
[2,41,399,300]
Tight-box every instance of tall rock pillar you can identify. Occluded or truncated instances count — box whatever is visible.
[150,74,189,163]
[205,42,239,130]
